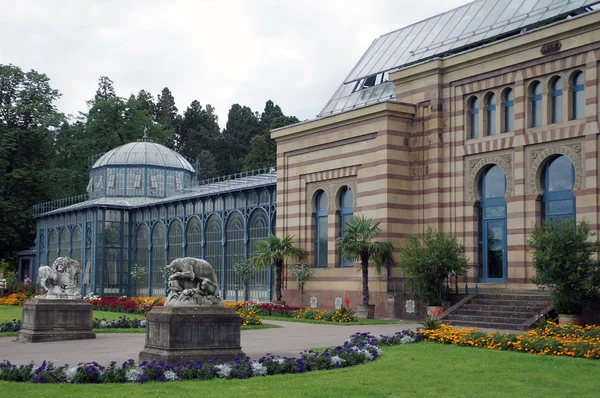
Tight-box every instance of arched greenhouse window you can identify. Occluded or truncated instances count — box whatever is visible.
[542,155,575,222]
[551,77,563,124]
[59,227,70,257]
[315,190,328,267]
[135,224,149,295]
[48,229,58,265]
[204,214,222,287]
[531,81,543,128]
[486,93,496,136]
[572,71,585,120]
[478,165,507,282]
[469,97,479,139]
[339,187,354,267]
[167,220,183,263]
[225,212,245,300]
[71,225,82,265]
[504,89,514,133]
[185,217,202,259]
[248,210,270,301]
[151,222,165,296]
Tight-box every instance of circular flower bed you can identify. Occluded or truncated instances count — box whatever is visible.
[0,330,423,383]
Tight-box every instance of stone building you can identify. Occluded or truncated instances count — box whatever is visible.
[273,0,600,316]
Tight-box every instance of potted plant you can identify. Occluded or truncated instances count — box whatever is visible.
[399,227,469,316]
[527,219,600,325]
[337,215,395,319]
[251,234,307,304]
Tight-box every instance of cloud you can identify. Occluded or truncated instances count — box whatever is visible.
[0,0,468,126]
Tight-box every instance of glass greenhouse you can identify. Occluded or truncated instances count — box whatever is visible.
[33,139,277,301]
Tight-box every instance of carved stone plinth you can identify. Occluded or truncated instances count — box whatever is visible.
[139,306,244,365]
[16,298,96,343]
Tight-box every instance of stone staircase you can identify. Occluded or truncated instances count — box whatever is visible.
[440,293,551,331]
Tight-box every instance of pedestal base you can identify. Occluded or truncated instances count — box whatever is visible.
[357,304,375,319]
[139,306,245,365]
[16,298,96,343]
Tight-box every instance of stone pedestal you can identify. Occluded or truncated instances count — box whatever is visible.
[139,306,245,365]
[17,298,96,342]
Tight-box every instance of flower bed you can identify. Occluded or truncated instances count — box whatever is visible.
[0,330,423,383]
[225,302,359,323]
[0,319,22,333]
[86,297,164,314]
[0,292,34,306]
[222,302,262,326]
[92,316,146,329]
[423,322,600,359]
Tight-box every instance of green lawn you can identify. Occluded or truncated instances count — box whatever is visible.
[0,343,598,397]
[261,315,408,325]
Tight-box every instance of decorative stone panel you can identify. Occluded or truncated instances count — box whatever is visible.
[306,176,358,212]
[465,153,514,201]
[526,142,583,194]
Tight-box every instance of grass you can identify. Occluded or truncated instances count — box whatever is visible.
[261,316,408,325]
[0,343,599,397]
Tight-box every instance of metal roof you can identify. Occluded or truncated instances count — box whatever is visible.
[319,0,600,118]
[92,142,195,172]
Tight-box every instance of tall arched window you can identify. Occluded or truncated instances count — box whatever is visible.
[542,155,575,222]
[167,220,183,263]
[486,93,496,136]
[225,213,245,300]
[205,214,223,287]
[339,187,354,267]
[504,89,514,133]
[478,165,507,282]
[249,210,270,301]
[48,229,58,265]
[151,222,165,296]
[572,71,585,120]
[59,227,70,257]
[315,190,328,267]
[71,225,82,265]
[185,217,202,258]
[469,97,479,139]
[135,224,149,295]
[531,81,542,128]
[551,77,563,124]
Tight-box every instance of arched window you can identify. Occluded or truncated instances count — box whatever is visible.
[48,229,58,265]
[205,214,223,287]
[225,212,245,300]
[167,220,183,263]
[542,155,575,222]
[531,81,542,128]
[315,190,328,267]
[71,225,82,265]
[504,89,514,133]
[135,224,149,295]
[478,165,507,282]
[185,217,202,259]
[572,71,585,120]
[151,222,165,296]
[59,227,70,257]
[248,210,270,301]
[339,187,354,267]
[469,97,479,139]
[551,77,563,124]
[486,94,496,136]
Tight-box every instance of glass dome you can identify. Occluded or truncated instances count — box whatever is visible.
[88,141,194,199]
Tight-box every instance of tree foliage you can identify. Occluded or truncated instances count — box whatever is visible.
[337,215,395,306]
[527,219,600,314]
[399,227,469,306]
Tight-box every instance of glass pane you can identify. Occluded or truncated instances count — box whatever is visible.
[504,104,514,132]
[485,205,506,218]
[547,156,575,192]
[548,199,574,216]
[317,191,328,211]
[486,220,504,279]
[482,165,506,198]
[533,99,543,127]
[341,188,353,208]
[574,90,585,120]
[552,93,562,123]
[471,112,479,139]
[318,216,328,267]
[487,108,496,136]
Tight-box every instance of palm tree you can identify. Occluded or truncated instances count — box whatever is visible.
[250,234,307,303]
[337,215,395,307]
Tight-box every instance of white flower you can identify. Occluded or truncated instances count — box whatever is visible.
[276,358,286,365]
[367,344,382,355]
[251,361,267,377]
[400,335,415,344]
[330,356,345,366]
[215,363,232,378]
[125,368,141,382]
[64,365,79,383]
[164,370,178,381]
[100,320,109,328]
[140,320,147,328]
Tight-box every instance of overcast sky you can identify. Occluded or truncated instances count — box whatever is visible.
[0,0,469,127]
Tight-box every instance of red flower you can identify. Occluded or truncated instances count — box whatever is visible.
[285,271,289,276]
[344,298,350,307]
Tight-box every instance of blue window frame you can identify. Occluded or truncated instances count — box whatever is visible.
[469,97,479,139]
[543,155,575,223]
[339,187,353,267]
[504,89,514,133]
[572,71,585,120]
[315,190,328,267]
[531,81,542,127]
[486,93,496,136]
[551,77,563,124]
[478,165,507,282]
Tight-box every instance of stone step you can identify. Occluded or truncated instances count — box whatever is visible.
[451,309,533,319]
[445,314,529,325]
[443,319,528,331]
[469,298,547,307]
[460,304,539,313]
[474,294,550,301]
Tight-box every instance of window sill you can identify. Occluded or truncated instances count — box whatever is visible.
[465,131,515,144]
[525,118,586,134]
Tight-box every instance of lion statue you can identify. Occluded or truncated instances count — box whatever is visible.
[37,257,81,299]
[164,257,221,307]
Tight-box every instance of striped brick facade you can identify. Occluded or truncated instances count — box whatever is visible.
[272,12,600,316]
